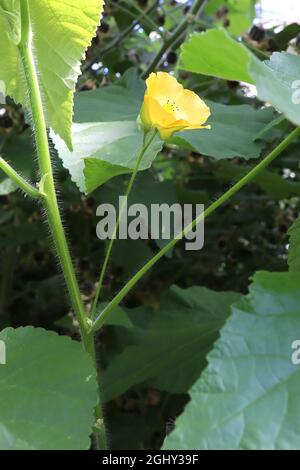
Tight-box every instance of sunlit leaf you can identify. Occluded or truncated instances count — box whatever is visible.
[0,0,104,149]
[52,122,162,193]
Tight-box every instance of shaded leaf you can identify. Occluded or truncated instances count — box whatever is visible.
[0,131,36,195]
[102,285,240,402]
[172,102,274,160]
[0,326,97,450]
[74,84,142,124]
[164,271,300,450]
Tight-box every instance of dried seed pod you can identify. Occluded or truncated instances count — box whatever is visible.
[166,51,177,65]
[216,5,229,19]
[249,25,265,42]
[100,21,110,34]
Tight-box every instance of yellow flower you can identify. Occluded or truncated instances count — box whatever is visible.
[140,72,211,140]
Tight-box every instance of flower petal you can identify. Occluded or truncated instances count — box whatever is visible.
[146,72,183,106]
[184,124,211,130]
[140,72,211,140]
[176,89,211,126]
[145,95,177,128]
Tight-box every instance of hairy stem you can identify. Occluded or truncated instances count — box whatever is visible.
[92,126,300,332]
[19,0,106,450]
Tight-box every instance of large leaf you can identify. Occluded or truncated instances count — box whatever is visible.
[0,222,45,247]
[0,130,36,195]
[180,29,256,83]
[52,122,163,193]
[102,285,240,402]
[274,23,300,50]
[171,102,273,160]
[73,70,144,123]
[250,52,300,129]
[180,30,300,126]
[99,172,180,254]
[0,326,97,450]
[164,271,300,450]
[0,0,104,149]
[74,87,140,123]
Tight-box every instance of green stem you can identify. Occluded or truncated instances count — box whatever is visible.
[142,0,208,79]
[19,0,106,450]
[91,126,300,332]
[0,156,41,198]
[91,130,157,319]
[19,0,87,341]
[85,1,158,70]
[111,0,163,39]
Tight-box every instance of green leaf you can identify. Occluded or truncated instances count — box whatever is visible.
[274,23,300,50]
[205,0,256,36]
[0,326,97,450]
[164,271,300,450]
[180,29,256,83]
[288,214,300,272]
[102,286,240,402]
[110,239,154,277]
[0,0,104,149]
[74,87,141,124]
[249,52,300,128]
[99,172,180,254]
[73,69,144,124]
[117,67,146,97]
[214,161,300,200]
[225,0,256,36]
[52,122,163,193]
[0,222,45,247]
[0,1,20,43]
[171,102,274,160]
[102,304,135,329]
[180,30,300,127]
[0,130,36,195]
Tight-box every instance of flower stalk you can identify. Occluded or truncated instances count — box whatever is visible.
[0,156,42,199]
[18,0,107,450]
[91,129,157,318]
